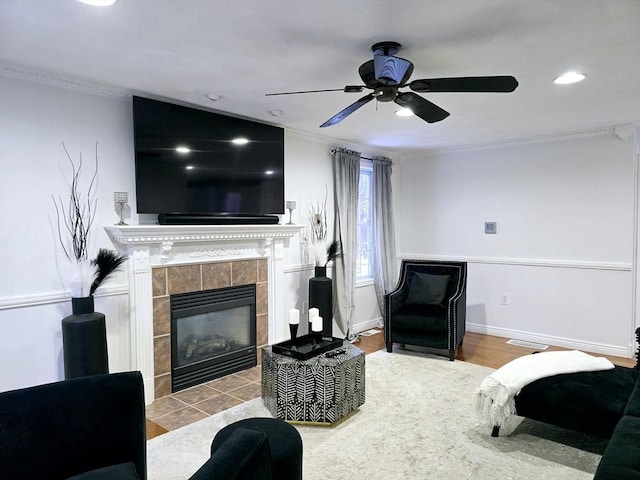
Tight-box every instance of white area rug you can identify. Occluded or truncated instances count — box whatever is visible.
[148,349,606,479]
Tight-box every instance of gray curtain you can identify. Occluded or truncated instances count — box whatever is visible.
[332,148,360,340]
[372,156,398,316]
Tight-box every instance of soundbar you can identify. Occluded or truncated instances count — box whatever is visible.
[158,213,280,225]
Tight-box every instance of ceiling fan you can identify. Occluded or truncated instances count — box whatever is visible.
[266,41,519,128]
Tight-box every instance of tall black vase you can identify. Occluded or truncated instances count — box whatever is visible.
[62,296,109,379]
[309,266,333,337]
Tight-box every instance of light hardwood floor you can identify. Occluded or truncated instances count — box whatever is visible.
[146,330,636,440]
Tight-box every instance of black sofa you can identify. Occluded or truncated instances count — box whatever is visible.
[492,328,640,479]
[593,359,640,479]
[0,371,302,480]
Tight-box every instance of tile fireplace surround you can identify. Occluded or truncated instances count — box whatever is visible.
[105,224,302,404]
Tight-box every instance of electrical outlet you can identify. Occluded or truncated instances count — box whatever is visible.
[501,294,509,306]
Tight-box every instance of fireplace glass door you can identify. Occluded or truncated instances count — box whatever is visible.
[171,284,257,392]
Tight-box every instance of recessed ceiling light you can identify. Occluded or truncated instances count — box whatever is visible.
[77,0,117,6]
[269,110,284,117]
[265,170,274,175]
[553,72,586,85]
[185,165,194,170]
[396,108,414,117]
[175,146,191,154]
[206,93,223,101]
[231,138,249,145]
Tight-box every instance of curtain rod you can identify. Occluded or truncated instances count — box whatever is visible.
[329,148,375,161]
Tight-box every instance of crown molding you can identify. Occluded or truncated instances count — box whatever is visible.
[0,62,130,99]
[403,126,624,159]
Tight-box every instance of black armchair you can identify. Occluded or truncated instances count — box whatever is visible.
[0,371,302,480]
[384,260,467,361]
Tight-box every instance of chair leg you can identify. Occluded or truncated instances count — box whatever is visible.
[491,425,500,437]
[385,342,392,353]
[448,349,455,361]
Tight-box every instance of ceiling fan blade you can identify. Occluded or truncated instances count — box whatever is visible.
[409,76,519,93]
[320,93,375,127]
[394,92,450,123]
[266,86,365,96]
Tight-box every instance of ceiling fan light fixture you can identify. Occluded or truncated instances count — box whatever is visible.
[553,72,586,85]
[396,108,414,117]
[374,55,412,86]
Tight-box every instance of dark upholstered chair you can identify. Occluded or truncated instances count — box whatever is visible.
[384,260,467,361]
[0,371,302,480]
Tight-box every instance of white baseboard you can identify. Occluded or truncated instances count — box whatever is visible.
[352,317,383,334]
[467,323,634,359]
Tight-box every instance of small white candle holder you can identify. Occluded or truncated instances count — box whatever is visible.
[285,200,296,225]
[114,192,128,225]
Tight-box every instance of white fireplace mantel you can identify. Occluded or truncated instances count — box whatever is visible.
[105,224,302,403]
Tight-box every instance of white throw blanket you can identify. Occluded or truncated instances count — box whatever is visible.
[473,350,614,428]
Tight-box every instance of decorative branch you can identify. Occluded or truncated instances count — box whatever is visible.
[52,141,111,297]
[308,186,328,245]
[308,186,342,266]
[52,141,98,263]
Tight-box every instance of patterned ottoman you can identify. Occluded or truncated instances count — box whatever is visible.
[261,343,365,424]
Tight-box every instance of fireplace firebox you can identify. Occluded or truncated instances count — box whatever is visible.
[171,284,257,392]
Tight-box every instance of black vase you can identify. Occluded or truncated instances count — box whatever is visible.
[62,296,109,379]
[309,266,333,337]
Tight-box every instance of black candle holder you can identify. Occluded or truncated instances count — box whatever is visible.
[289,323,299,341]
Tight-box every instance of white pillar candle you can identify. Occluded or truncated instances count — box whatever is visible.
[312,316,323,332]
[308,307,319,320]
[288,308,300,325]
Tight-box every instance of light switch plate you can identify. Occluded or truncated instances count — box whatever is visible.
[484,222,497,234]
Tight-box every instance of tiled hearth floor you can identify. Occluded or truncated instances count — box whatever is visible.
[146,365,263,434]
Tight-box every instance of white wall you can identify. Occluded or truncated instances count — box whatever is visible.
[0,75,382,392]
[0,76,135,391]
[395,133,637,356]
[283,132,383,336]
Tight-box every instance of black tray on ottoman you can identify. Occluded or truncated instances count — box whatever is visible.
[271,333,343,360]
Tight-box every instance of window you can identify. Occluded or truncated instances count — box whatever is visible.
[357,161,373,280]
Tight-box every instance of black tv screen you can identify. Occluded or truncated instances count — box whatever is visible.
[133,96,284,219]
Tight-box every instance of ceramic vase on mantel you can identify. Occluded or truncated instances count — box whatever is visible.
[62,296,109,379]
[309,266,333,337]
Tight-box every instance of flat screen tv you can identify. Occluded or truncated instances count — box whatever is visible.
[133,96,284,224]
